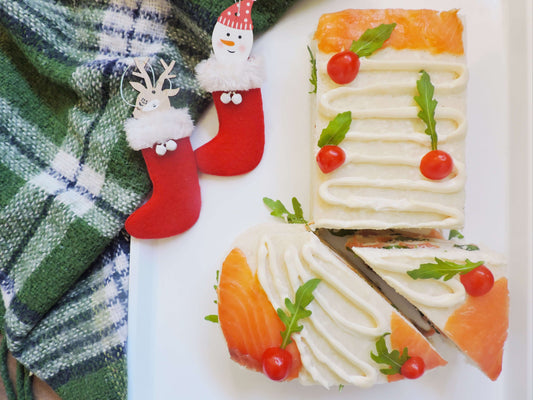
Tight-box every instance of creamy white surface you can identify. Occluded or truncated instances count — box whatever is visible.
[233,223,442,388]
[351,242,507,328]
[311,47,467,229]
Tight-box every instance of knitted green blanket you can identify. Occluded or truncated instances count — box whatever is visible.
[0,1,297,399]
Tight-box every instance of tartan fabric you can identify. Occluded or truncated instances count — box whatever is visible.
[0,0,297,399]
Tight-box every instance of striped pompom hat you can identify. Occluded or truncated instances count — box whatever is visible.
[217,1,256,30]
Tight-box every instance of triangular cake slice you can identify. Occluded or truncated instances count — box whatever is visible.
[339,229,509,381]
[216,223,446,388]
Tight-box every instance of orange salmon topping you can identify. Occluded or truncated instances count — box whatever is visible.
[218,248,301,379]
[388,311,447,382]
[444,277,509,381]
[314,9,464,55]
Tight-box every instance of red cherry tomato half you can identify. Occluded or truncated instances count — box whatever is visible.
[460,265,494,297]
[400,356,425,379]
[316,145,346,173]
[327,51,360,84]
[420,149,454,180]
[262,347,293,381]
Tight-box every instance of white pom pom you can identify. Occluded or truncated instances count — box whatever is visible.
[231,93,242,105]
[155,144,167,156]
[165,139,177,151]
[220,92,232,104]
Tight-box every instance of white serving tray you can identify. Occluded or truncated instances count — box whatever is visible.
[128,0,533,399]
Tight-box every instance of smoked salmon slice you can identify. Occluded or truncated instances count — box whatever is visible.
[444,278,509,381]
[388,312,447,382]
[314,9,464,55]
[217,248,301,379]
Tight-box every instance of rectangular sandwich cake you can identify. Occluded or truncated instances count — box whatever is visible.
[310,9,467,230]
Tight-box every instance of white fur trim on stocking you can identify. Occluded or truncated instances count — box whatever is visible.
[125,107,194,151]
[195,55,264,92]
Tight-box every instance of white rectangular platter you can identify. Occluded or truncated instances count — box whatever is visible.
[128,0,533,399]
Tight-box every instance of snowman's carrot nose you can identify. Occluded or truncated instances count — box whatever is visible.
[220,39,235,46]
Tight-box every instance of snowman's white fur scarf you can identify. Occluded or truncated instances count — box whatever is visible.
[124,107,194,151]
[195,55,264,92]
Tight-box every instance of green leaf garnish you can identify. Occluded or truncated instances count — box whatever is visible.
[407,258,484,281]
[263,197,308,224]
[277,278,321,348]
[205,270,220,322]
[317,111,352,148]
[370,333,409,375]
[308,46,317,94]
[448,229,464,240]
[350,23,397,58]
[338,384,344,392]
[414,70,438,150]
[204,314,219,323]
[454,244,480,251]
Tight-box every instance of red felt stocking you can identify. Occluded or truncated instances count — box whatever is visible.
[195,88,264,176]
[125,137,201,239]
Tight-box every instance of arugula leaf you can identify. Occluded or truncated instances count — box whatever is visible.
[407,258,484,281]
[414,70,438,150]
[448,229,464,240]
[205,270,220,322]
[382,244,410,249]
[263,197,308,224]
[317,111,352,148]
[204,315,219,323]
[277,278,321,348]
[454,244,480,251]
[308,46,317,94]
[370,333,409,375]
[350,23,396,57]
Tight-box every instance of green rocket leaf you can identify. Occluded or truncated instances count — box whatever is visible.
[407,258,485,281]
[350,23,397,57]
[414,70,438,150]
[277,279,321,348]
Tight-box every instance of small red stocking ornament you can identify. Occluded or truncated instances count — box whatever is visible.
[195,89,264,176]
[194,0,265,176]
[124,58,201,239]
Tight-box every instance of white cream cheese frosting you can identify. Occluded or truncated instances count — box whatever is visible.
[311,46,467,230]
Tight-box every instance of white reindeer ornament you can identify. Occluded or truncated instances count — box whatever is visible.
[123,58,201,239]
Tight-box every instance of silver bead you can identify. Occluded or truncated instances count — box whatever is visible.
[220,92,232,104]
[155,144,167,156]
[231,93,242,105]
[165,139,177,151]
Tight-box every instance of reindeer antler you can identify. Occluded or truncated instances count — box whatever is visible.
[155,59,176,91]
[132,58,153,90]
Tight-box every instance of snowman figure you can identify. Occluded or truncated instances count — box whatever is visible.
[195,0,265,176]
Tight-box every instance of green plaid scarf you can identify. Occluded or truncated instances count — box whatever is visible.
[0,1,297,399]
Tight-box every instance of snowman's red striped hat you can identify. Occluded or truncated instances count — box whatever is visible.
[217,1,255,30]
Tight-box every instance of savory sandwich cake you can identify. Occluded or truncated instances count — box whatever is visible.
[310,9,467,230]
[320,229,508,381]
[216,223,447,387]
[208,7,509,389]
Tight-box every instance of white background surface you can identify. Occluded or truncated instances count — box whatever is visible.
[128,0,533,399]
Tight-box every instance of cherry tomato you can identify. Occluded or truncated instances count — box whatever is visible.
[460,265,494,297]
[262,347,293,381]
[316,145,346,173]
[327,50,360,84]
[400,356,425,379]
[420,149,454,180]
